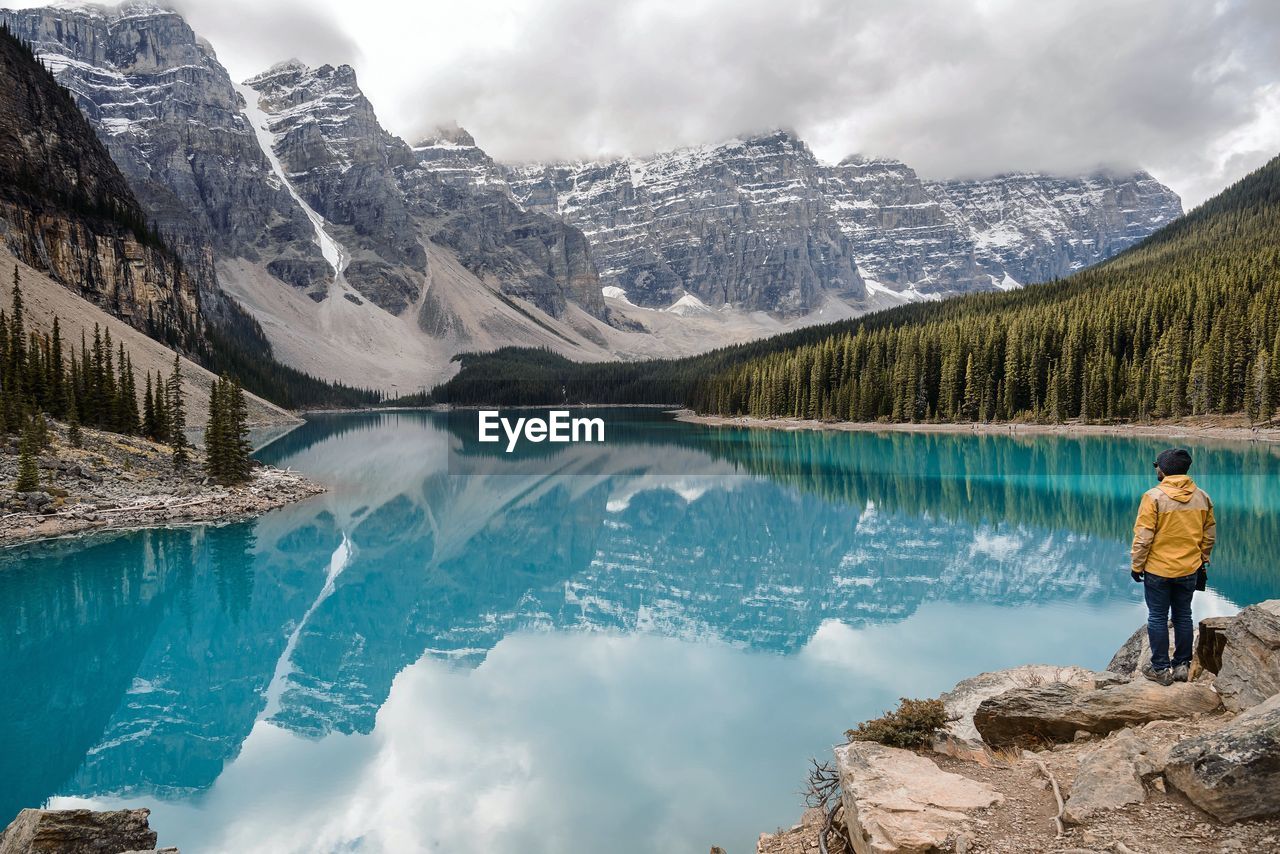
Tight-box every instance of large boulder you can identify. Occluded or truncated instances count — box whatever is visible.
[1061,727,1169,824]
[0,808,160,854]
[835,741,1001,854]
[974,680,1221,748]
[933,665,1100,762]
[1215,600,1280,712]
[1164,692,1280,822]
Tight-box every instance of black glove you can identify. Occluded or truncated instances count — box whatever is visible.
[1131,570,1145,583]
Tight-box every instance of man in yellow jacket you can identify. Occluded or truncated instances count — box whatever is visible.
[1131,448,1216,685]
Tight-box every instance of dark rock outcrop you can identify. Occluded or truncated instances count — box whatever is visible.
[1195,615,1234,676]
[973,680,1221,747]
[0,22,198,347]
[0,807,164,854]
[1165,693,1280,823]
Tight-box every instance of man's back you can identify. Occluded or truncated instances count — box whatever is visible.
[1131,474,1216,578]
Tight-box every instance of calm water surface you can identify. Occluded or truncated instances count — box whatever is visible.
[3,410,1279,853]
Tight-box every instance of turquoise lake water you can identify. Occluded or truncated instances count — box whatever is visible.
[3,409,1279,853]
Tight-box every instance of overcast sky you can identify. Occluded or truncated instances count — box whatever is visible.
[22,0,1280,205]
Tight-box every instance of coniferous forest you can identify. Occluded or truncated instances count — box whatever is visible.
[0,266,157,439]
[430,153,1280,424]
[0,266,252,479]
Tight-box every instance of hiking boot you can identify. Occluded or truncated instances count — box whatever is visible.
[1142,665,1173,686]
[1171,664,1191,683]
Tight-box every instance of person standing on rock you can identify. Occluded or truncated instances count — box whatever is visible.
[1130,448,1216,686]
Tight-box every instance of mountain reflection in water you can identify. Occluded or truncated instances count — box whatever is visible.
[2,410,1274,853]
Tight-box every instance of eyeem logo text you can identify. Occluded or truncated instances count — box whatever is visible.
[477,410,605,452]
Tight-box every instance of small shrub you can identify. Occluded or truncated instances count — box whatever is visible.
[846,697,948,748]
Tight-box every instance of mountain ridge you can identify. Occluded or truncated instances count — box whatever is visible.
[1,1,1186,394]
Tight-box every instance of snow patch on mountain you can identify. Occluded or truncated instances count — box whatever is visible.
[235,80,345,279]
[664,293,713,316]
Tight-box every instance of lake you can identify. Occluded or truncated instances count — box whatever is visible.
[3,409,1278,853]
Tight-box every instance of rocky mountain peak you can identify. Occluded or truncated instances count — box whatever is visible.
[416,123,477,148]
[2,2,329,315]
[509,128,865,314]
[245,57,424,312]
[0,16,199,345]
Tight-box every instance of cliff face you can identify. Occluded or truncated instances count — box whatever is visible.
[400,130,607,319]
[512,140,1183,303]
[510,131,866,314]
[244,60,424,313]
[0,21,197,345]
[822,156,990,294]
[0,2,329,313]
[929,171,1185,286]
[241,60,609,321]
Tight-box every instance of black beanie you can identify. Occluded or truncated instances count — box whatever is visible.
[1156,448,1193,476]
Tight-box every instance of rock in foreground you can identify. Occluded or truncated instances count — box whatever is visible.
[1062,727,1169,824]
[934,665,1099,762]
[835,741,1001,854]
[1164,692,1280,822]
[0,808,171,854]
[974,680,1221,747]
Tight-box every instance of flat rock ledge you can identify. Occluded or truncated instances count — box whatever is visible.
[935,665,1101,763]
[0,807,177,854]
[835,741,1001,854]
[1061,726,1170,824]
[973,679,1221,748]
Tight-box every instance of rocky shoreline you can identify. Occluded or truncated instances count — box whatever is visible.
[0,807,176,854]
[673,410,1280,445]
[755,601,1280,854]
[0,421,323,548]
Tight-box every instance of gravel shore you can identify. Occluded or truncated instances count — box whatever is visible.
[0,421,323,548]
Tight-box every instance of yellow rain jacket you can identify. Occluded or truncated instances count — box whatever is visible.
[1131,474,1216,578]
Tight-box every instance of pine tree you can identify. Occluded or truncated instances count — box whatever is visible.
[152,370,169,443]
[168,355,189,469]
[8,266,24,399]
[205,375,227,481]
[142,372,156,439]
[225,377,253,484]
[49,316,65,418]
[66,382,83,448]
[14,419,39,492]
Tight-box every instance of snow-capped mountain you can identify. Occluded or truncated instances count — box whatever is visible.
[243,60,425,312]
[1,2,1184,391]
[927,171,1184,287]
[0,1,327,317]
[513,138,1183,302]
[509,131,865,314]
